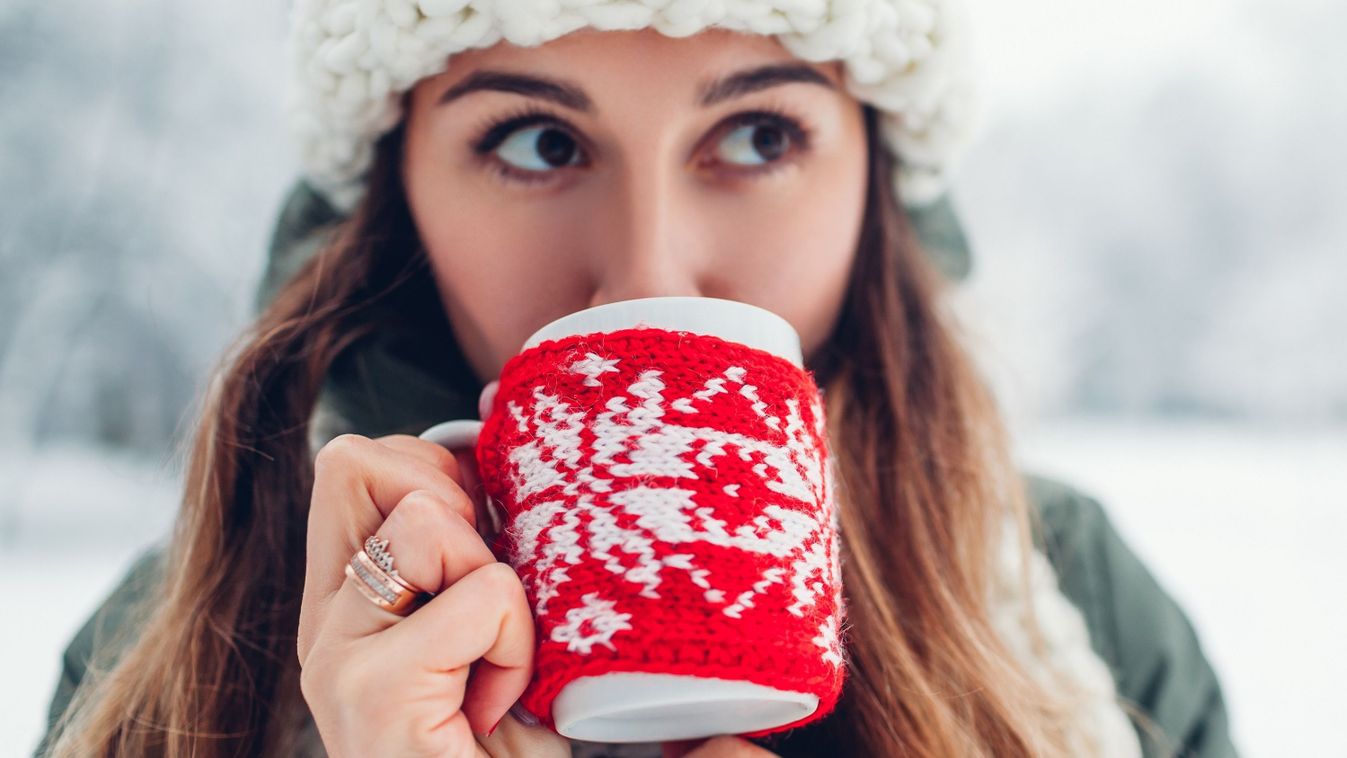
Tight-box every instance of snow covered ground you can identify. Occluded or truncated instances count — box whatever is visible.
[2,445,179,757]
[1015,420,1347,757]
[5,421,1344,756]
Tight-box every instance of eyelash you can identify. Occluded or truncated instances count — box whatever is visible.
[469,102,815,186]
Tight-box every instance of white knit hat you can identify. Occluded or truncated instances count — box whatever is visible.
[286,0,987,214]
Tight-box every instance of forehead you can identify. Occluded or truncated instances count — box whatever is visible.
[427,27,846,96]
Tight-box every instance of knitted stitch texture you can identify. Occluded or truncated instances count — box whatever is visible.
[987,513,1144,756]
[287,0,985,212]
[474,327,847,736]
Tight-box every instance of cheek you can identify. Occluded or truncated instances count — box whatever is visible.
[405,164,593,379]
[707,175,865,359]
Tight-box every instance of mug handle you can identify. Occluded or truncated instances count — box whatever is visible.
[418,418,482,451]
[418,419,504,539]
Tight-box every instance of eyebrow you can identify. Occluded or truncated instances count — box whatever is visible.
[436,62,834,112]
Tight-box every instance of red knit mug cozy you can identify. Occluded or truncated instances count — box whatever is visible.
[472,319,847,741]
[417,298,849,742]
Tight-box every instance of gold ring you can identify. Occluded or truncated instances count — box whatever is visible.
[344,535,433,617]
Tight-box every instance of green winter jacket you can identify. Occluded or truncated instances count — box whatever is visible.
[35,182,1239,757]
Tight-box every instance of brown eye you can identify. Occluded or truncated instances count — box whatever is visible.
[715,122,791,166]
[495,125,579,170]
[497,125,582,172]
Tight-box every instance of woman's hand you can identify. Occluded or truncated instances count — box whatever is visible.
[662,736,781,758]
[295,426,568,757]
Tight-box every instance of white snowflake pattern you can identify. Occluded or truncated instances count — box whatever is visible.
[569,352,621,387]
[502,354,842,663]
[551,592,634,654]
[813,615,844,667]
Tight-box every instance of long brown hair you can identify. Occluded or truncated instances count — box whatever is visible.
[46,104,1102,756]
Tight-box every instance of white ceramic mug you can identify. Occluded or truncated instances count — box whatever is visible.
[419,296,820,742]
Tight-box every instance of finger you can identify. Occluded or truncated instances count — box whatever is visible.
[324,489,497,640]
[461,660,529,740]
[377,433,496,540]
[479,380,500,421]
[306,650,495,758]
[680,736,779,757]
[300,477,486,662]
[447,445,495,542]
[380,561,536,737]
[664,738,711,758]
[374,433,464,483]
[307,434,478,598]
[430,712,493,758]
[474,380,505,541]
[478,708,570,758]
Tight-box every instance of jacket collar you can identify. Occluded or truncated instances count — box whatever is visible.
[259,180,484,448]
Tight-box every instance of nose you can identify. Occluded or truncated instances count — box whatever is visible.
[587,159,706,308]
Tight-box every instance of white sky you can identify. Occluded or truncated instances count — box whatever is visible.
[966,0,1309,118]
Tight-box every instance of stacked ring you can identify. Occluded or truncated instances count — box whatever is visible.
[344,535,434,617]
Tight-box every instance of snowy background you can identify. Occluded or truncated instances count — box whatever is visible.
[3,0,1344,755]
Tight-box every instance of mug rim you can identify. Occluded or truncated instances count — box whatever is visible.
[520,296,803,368]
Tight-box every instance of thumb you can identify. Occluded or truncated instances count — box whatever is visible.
[446,443,496,541]
[479,379,500,422]
[666,736,779,757]
[663,738,711,758]
[460,379,502,544]
[477,706,569,757]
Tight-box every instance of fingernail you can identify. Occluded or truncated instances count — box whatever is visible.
[479,380,499,421]
[486,717,502,737]
[509,702,540,726]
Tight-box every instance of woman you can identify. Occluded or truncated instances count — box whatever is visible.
[37,2,1237,756]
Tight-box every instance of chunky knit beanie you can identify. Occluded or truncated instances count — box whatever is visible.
[287,0,986,216]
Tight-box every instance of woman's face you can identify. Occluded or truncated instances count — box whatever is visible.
[403,28,868,384]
